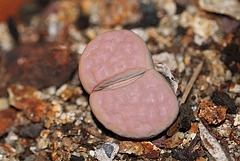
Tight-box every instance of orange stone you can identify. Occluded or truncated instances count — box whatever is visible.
[0,108,17,137]
[198,100,227,125]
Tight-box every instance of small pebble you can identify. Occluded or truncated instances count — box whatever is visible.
[172,148,188,160]
[165,132,184,148]
[56,84,73,101]
[0,23,14,51]
[141,141,160,159]
[37,137,50,149]
[163,0,177,15]
[211,91,237,114]
[199,0,240,21]
[229,83,240,94]
[233,112,240,126]
[182,133,196,147]
[70,155,84,161]
[95,142,119,161]
[179,103,196,131]
[19,123,43,139]
[192,15,219,45]
[89,150,95,157]
[76,15,90,30]
[138,2,159,28]
[153,52,178,71]
[4,131,18,145]
[0,108,17,137]
[119,141,144,156]
[0,97,9,111]
[215,120,232,137]
[198,100,227,125]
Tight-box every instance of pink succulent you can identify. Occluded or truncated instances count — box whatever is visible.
[79,30,178,139]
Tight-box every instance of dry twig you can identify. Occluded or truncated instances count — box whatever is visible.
[180,61,203,104]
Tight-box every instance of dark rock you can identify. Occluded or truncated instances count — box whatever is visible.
[179,103,196,132]
[7,17,19,43]
[138,2,159,28]
[176,3,186,14]
[211,91,237,114]
[180,116,192,131]
[101,143,114,158]
[177,26,187,36]
[172,148,188,160]
[19,123,43,139]
[221,43,240,74]
[4,43,77,91]
[76,15,90,30]
[46,152,53,161]
[220,16,240,33]
[151,135,166,148]
[61,123,74,134]
[70,155,84,161]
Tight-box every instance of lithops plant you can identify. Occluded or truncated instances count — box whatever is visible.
[79,30,179,139]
